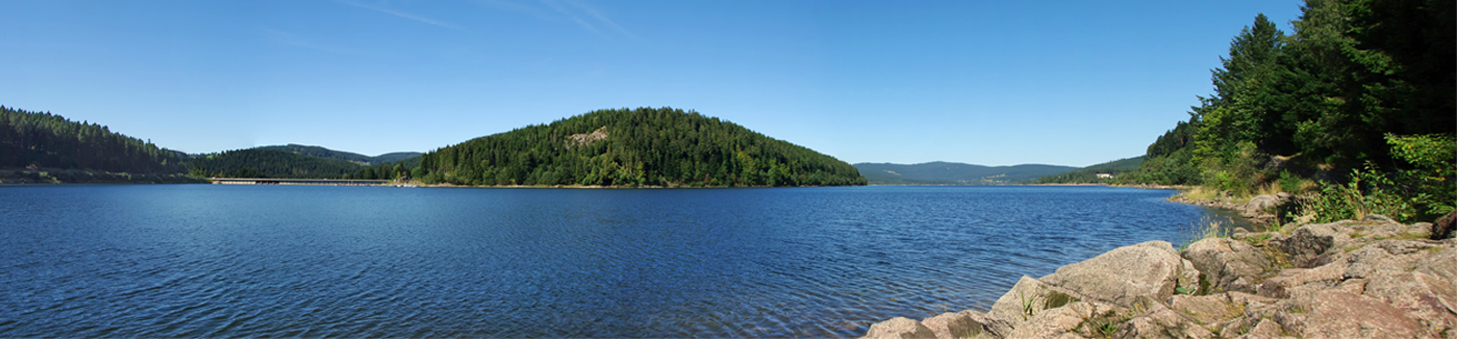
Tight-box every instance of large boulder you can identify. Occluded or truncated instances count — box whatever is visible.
[1349,243,1457,334]
[1181,238,1274,293]
[1433,210,1456,240]
[1414,247,1457,315]
[1274,290,1425,338]
[1039,241,1200,306]
[920,310,988,339]
[862,317,936,339]
[1278,219,1428,268]
[1236,194,1287,218]
[984,276,1077,337]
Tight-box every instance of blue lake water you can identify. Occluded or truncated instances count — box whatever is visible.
[0,185,1239,338]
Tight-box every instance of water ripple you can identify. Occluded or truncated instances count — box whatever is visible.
[0,185,1243,338]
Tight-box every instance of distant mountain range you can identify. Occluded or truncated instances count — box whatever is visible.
[188,144,423,178]
[1029,156,1146,184]
[853,161,1079,185]
[254,144,422,165]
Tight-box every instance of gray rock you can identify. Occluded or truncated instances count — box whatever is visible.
[1362,213,1397,224]
[1276,290,1425,338]
[1006,301,1112,339]
[1233,318,1284,339]
[1280,222,1350,268]
[1414,247,1457,316]
[1113,301,1213,339]
[1277,219,1424,268]
[1238,195,1285,218]
[1182,238,1274,293]
[862,317,937,339]
[1169,294,1240,324]
[984,276,1067,337]
[1040,241,1199,307]
[921,310,988,339]
[1433,210,1456,240]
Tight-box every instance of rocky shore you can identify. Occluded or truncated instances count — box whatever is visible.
[861,214,1457,338]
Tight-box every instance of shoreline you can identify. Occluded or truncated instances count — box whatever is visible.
[862,215,1455,338]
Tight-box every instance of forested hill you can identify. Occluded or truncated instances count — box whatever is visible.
[1,106,188,174]
[1028,156,1145,184]
[256,144,421,165]
[186,149,365,179]
[854,162,1077,185]
[417,107,866,187]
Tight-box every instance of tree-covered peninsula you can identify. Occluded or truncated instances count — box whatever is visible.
[416,107,866,187]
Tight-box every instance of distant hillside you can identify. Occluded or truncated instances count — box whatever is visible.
[2,106,189,173]
[1028,156,1145,184]
[257,144,421,165]
[373,152,423,164]
[186,149,365,179]
[418,107,866,187]
[853,161,1078,185]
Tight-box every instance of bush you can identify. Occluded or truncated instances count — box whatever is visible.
[1297,134,1454,223]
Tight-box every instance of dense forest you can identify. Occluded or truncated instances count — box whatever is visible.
[856,162,1076,185]
[1083,0,1454,223]
[417,107,866,187]
[1028,156,1146,184]
[1,106,192,175]
[350,156,422,180]
[186,149,367,179]
[257,144,421,165]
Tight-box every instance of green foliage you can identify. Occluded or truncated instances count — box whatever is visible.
[187,149,365,179]
[257,144,421,165]
[0,106,189,175]
[1029,156,1144,184]
[1114,0,1453,217]
[1304,162,1418,222]
[1299,134,1455,223]
[1386,134,1457,217]
[417,107,866,187]
[1198,141,1265,196]
[353,158,420,180]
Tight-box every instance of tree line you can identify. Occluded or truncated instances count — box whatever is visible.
[186,149,367,179]
[1,106,188,174]
[1106,0,1454,222]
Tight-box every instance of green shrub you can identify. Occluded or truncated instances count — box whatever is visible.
[1299,134,1452,223]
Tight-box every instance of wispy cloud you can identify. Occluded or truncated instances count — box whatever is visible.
[561,0,640,41]
[472,0,554,20]
[476,0,639,41]
[335,0,460,29]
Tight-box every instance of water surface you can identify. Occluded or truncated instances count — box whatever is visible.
[0,185,1236,337]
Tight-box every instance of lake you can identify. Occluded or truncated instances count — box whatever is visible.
[0,185,1239,338]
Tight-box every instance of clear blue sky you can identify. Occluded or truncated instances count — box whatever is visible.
[2,1,1303,166]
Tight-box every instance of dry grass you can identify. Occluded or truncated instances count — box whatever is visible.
[1180,186,1224,201]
